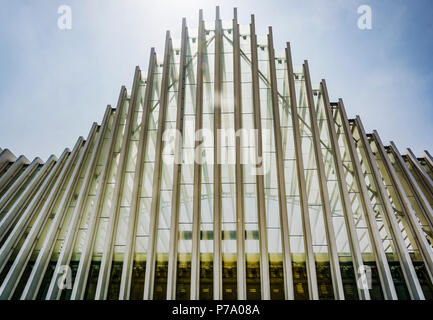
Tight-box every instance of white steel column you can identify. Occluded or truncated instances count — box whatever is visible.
[389,142,433,233]
[424,151,433,172]
[190,10,205,301]
[142,32,173,300]
[267,28,294,300]
[0,152,65,276]
[166,19,188,300]
[0,155,29,192]
[337,100,396,299]
[363,139,425,300]
[0,155,57,244]
[95,68,143,300]
[405,148,433,201]
[351,116,398,299]
[321,81,370,300]
[20,125,96,299]
[250,14,270,300]
[285,43,319,300]
[0,158,43,216]
[0,150,16,173]
[119,49,157,300]
[371,132,433,284]
[233,7,247,300]
[45,106,113,300]
[72,88,129,300]
[0,142,81,299]
[213,6,223,301]
[303,61,344,299]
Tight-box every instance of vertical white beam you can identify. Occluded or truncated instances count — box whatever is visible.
[360,138,424,299]
[142,32,172,300]
[0,156,57,244]
[285,43,319,300]
[250,14,270,300]
[119,49,157,300]
[0,152,64,275]
[389,142,433,233]
[0,157,43,214]
[303,61,344,299]
[267,28,294,300]
[371,132,433,284]
[45,106,113,300]
[351,116,398,299]
[406,148,433,200]
[0,143,80,299]
[166,19,188,300]
[95,68,142,300]
[424,151,433,172]
[232,7,247,300]
[0,155,29,192]
[0,150,17,174]
[213,6,223,301]
[320,82,370,300]
[20,125,97,299]
[72,88,130,300]
[0,153,57,293]
[190,10,205,300]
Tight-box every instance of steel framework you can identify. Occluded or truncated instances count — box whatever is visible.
[0,8,432,300]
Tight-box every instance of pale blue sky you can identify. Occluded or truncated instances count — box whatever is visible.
[0,0,432,161]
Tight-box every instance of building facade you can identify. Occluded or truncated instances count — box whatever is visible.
[1,8,433,300]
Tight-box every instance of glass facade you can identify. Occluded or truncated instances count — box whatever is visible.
[0,8,432,300]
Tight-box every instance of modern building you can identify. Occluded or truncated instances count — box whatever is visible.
[0,8,433,301]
